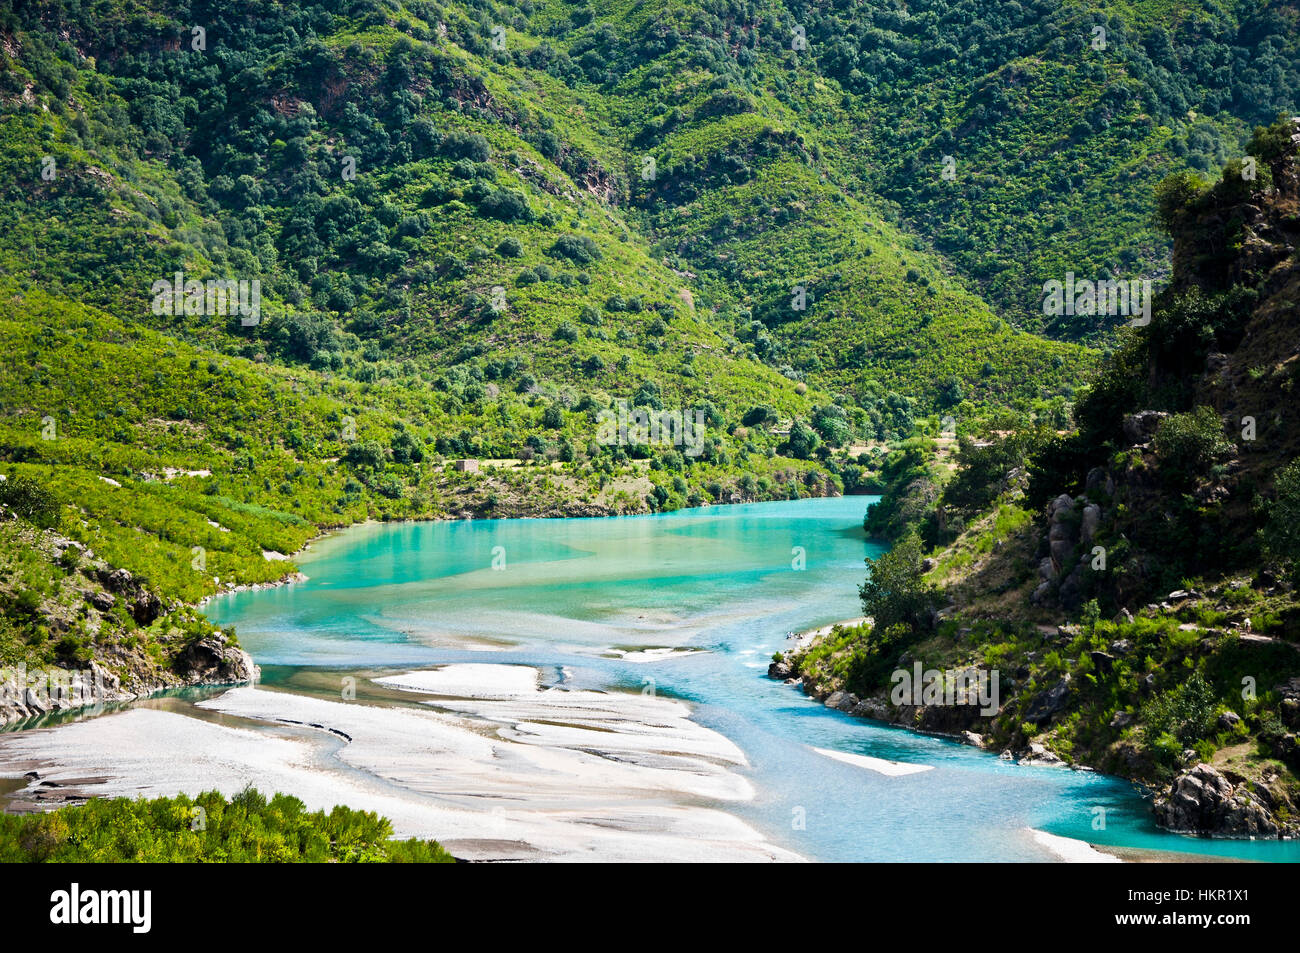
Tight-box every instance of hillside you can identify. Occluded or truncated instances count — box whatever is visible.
[0,0,1292,726]
[778,119,1300,837]
[0,0,1095,691]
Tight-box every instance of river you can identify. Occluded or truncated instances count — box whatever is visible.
[198,496,1299,862]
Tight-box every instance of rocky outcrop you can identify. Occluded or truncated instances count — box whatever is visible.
[1121,411,1169,447]
[778,661,1000,744]
[1031,493,1103,612]
[768,656,795,680]
[1022,675,1073,725]
[174,632,259,685]
[0,631,258,726]
[0,661,123,724]
[95,566,163,625]
[1153,763,1297,837]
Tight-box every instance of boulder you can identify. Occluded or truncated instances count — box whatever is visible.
[130,589,163,626]
[1121,411,1168,446]
[1217,711,1242,731]
[1023,676,1072,725]
[768,657,793,680]
[1153,764,1280,837]
[1089,651,1115,675]
[100,568,133,592]
[825,691,857,712]
[1079,504,1101,547]
[175,633,259,685]
[1019,742,1064,766]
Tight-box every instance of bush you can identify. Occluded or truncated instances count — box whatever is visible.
[343,440,387,470]
[784,420,820,460]
[1152,406,1233,484]
[0,788,455,863]
[497,236,523,257]
[1141,672,1217,763]
[440,129,491,162]
[0,475,62,527]
[549,233,602,263]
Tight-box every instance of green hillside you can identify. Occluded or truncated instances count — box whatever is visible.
[781,122,1300,837]
[0,0,1292,695]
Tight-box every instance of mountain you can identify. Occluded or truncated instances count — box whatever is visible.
[0,0,1089,684]
[0,0,1292,738]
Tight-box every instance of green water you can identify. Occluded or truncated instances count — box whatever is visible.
[208,497,1300,862]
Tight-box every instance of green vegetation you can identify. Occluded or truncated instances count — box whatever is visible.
[1261,460,1300,583]
[857,531,939,635]
[785,122,1300,834]
[2,0,1298,838]
[0,787,454,862]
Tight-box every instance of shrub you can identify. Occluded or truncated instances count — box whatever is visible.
[549,233,602,263]
[0,788,454,863]
[0,475,62,527]
[857,531,940,634]
[1141,672,1217,758]
[1152,406,1233,483]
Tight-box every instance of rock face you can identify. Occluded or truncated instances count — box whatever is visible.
[94,567,164,625]
[1022,675,1072,725]
[1019,742,1064,766]
[787,661,999,742]
[1121,411,1169,446]
[1,634,258,727]
[1,661,126,725]
[767,656,794,680]
[1153,763,1289,837]
[1031,493,1105,612]
[174,633,259,685]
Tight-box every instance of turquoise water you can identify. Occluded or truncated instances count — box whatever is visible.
[207,497,1300,862]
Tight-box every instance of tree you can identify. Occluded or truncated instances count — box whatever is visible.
[785,420,821,459]
[549,233,602,263]
[1154,170,1209,232]
[857,531,939,633]
[1152,406,1233,485]
[810,404,850,446]
[343,440,386,470]
[1261,459,1300,580]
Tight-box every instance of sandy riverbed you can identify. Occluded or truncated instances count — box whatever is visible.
[0,664,801,862]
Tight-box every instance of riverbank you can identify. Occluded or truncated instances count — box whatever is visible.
[771,616,1300,846]
[0,663,801,862]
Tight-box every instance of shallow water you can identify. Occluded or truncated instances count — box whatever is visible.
[207,497,1300,862]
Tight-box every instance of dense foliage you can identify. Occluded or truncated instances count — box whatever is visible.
[0,787,455,862]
